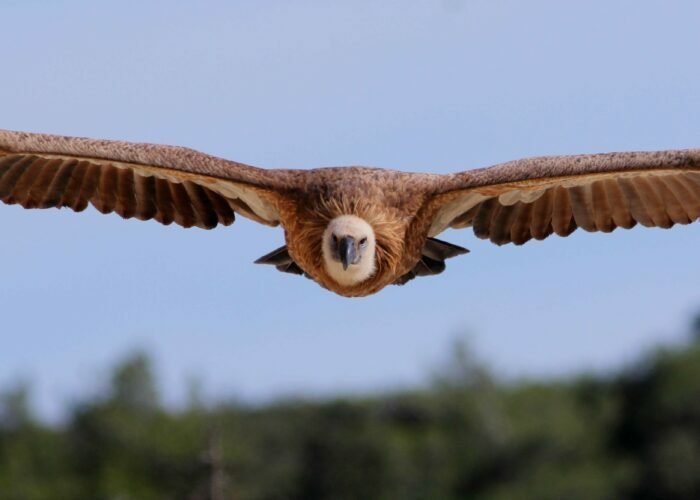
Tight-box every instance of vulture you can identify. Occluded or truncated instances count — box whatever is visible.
[1,129,699,297]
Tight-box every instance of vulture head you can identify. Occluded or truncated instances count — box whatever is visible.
[322,215,377,286]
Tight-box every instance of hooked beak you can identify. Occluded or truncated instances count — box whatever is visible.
[338,236,356,270]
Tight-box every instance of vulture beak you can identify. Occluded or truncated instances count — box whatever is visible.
[338,236,356,270]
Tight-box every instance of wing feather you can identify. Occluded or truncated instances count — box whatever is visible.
[429,149,700,245]
[4,156,45,204]
[184,181,220,230]
[490,203,518,245]
[115,167,137,219]
[590,181,614,232]
[568,185,596,232]
[41,159,77,208]
[76,163,101,212]
[529,188,554,240]
[62,161,91,211]
[133,173,158,221]
[154,177,176,226]
[510,202,533,245]
[551,186,576,237]
[663,175,700,220]
[92,163,118,214]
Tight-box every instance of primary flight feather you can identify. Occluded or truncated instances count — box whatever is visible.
[1,129,699,297]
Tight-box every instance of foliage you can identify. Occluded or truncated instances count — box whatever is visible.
[2,321,700,499]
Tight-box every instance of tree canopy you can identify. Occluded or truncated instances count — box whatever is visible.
[2,318,700,499]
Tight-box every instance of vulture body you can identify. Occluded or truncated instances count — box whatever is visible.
[1,129,699,297]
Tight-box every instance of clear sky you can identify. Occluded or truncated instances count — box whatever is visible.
[2,0,700,421]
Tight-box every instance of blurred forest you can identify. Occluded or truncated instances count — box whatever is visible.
[2,315,700,500]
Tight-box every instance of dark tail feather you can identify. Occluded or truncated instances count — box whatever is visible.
[422,237,469,261]
[413,255,447,277]
[255,245,310,278]
[254,245,293,266]
[393,238,469,286]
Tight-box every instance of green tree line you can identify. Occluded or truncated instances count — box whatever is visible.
[2,316,700,499]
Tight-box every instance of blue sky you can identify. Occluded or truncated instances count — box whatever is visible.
[2,0,700,421]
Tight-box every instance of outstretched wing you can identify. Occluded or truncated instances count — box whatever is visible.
[0,130,295,229]
[428,149,700,245]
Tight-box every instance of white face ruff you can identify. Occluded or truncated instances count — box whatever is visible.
[322,215,377,286]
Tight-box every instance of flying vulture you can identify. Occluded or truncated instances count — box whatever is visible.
[1,129,699,297]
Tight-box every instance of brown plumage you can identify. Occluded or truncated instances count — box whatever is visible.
[1,129,699,297]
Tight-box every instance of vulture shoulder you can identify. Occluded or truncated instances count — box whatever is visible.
[426,149,700,245]
[0,129,302,229]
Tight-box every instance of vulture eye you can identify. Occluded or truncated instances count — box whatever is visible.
[359,237,368,246]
